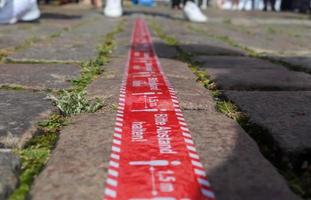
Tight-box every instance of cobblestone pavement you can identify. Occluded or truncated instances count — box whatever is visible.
[0,3,310,200]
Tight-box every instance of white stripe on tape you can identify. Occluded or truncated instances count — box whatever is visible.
[105,188,116,198]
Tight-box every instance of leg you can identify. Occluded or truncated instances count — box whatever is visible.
[201,0,208,9]
[270,0,276,10]
[263,0,268,10]
[103,0,122,17]
[172,0,179,8]
[0,0,14,24]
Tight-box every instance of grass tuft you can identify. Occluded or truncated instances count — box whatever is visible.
[48,90,102,116]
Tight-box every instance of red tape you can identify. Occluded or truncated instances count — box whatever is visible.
[104,18,215,200]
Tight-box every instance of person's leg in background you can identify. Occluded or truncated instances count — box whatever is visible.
[172,0,181,9]
[270,0,276,11]
[201,0,208,10]
[263,0,268,10]
[91,0,102,8]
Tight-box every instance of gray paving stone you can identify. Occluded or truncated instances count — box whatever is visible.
[224,91,311,163]
[87,77,121,106]
[153,38,179,59]
[111,22,132,58]
[169,77,216,110]
[178,39,245,56]
[0,151,20,200]
[278,56,311,73]
[86,57,126,105]
[101,56,128,79]
[160,58,197,80]
[184,110,300,200]
[153,17,245,56]
[8,17,119,62]
[207,67,311,90]
[0,63,80,90]
[0,91,54,148]
[160,58,216,110]
[194,55,283,69]
[0,15,83,50]
[30,112,115,200]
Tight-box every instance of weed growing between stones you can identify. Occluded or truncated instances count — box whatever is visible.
[8,21,124,200]
[151,20,311,199]
[0,49,12,63]
[9,115,66,200]
[49,90,102,116]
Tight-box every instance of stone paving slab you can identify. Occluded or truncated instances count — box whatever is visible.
[168,76,216,110]
[277,56,311,73]
[224,91,311,162]
[87,77,121,106]
[0,91,54,148]
[0,151,20,200]
[184,109,300,200]
[110,22,132,58]
[153,37,179,59]
[8,17,119,62]
[161,61,215,110]
[190,22,310,57]
[0,5,100,51]
[0,14,85,50]
[152,17,245,56]
[206,66,311,91]
[160,58,197,80]
[0,63,80,90]
[194,55,283,70]
[30,112,115,200]
[178,39,245,56]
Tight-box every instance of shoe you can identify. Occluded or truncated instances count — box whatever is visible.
[0,0,40,24]
[104,0,122,18]
[183,1,207,23]
[21,1,41,22]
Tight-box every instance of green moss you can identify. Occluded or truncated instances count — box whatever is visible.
[0,84,27,91]
[9,115,66,200]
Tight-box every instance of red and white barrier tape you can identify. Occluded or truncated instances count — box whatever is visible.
[104,18,215,200]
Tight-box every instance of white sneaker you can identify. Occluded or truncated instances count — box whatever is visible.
[0,0,40,24]
[183,1,207,23]
[104,0,122,18]
[21,1,41,22]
